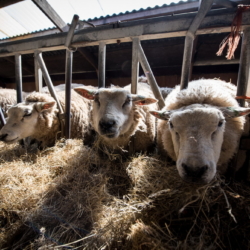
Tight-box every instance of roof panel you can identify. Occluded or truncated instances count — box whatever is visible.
[0,9,28,37]
[3,0,55,32]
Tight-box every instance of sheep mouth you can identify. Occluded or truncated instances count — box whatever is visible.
[100,131,119,139]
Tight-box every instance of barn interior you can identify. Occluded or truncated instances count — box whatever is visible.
[0,0,249,92]
[0,0,250,249]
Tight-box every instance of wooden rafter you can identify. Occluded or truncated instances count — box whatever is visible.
[31,0,69,32]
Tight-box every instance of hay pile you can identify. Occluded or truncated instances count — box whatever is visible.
[0,140,250,249]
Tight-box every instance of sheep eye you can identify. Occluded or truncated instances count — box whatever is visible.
[169,121,173,128]
[122,97,131,108]
[218,120,223,127]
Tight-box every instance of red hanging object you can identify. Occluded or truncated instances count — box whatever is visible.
[216,5,250,60]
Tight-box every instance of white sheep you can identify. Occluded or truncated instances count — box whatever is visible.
[41,83,85,94]
[74,82,158,154]
[150,79,250,184]
[0,91,93,148]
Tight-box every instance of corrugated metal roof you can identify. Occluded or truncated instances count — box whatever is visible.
[0,0,55,38]
[86,0,197,21]
[0,0,196,41]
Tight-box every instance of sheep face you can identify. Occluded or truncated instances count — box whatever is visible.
[74,87,157,140]
[0,102,55,143]
[150,104,250,184]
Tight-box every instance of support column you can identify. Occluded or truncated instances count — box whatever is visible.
[180,0,214,90]
[15,54,23,103]
[65,49,73,139]
[131,37,140,94]
[64,15,79,139]
[34,51,43,92]
[98,42,106,88]
[237,27,250,107]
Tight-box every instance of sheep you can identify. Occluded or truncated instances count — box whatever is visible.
[0,91,93,148]
[41,83,85,94]
[74,82,158,154]
[150,79,250,184]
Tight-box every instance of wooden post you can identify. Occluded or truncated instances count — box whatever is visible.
[131,37,140,94]
[64,15,79,139]
[34,51,43,92]
[180,0,214,90]
[15,54,23,103]
[98,42,106,88]
[237,27,250,107]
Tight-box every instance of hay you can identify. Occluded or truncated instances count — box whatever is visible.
[0,141,250,249]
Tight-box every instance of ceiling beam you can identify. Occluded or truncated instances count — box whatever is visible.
[0,0,24,8]
[0,9,249,57]
[31,0,69,32]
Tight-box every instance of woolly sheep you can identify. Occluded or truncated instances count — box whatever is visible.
[74,82,158,154]
[0,91,93,148]
[150,79,250,184]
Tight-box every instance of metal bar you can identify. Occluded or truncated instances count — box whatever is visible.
[34,51,43,92]
[131,37,140,94]
[15,54,23,103]
[237,27,250,107]
[35,52,64,114]
[98,42,106,88]
[65,49,73,139]
[138,43,165,109]
[180,0,214,90]
[0,9,249,57]
[65,15,79,48]
[0,107,6,126]
[32,0,69,32]
[64,15,78,139]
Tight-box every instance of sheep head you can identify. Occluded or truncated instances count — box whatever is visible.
[150,104,250,184]
[0,101,56,143]
[74,87,157,140]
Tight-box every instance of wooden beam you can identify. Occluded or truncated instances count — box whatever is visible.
[0,9,249,57]
[31,0,69,32]
[0,0,24,8]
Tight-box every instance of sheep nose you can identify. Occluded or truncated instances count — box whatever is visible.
[182,163,208,179]
[99,119,116,131]
[0,133,8,141]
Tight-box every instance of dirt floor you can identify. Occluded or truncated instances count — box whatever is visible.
[0,139,250,250]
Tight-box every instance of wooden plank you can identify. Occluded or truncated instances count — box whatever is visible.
[0,9,249,57]
[32,0,69,32]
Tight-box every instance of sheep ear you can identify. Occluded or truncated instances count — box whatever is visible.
[149,110,172,120]
[36,102,56,112]
[132,95,158,105]
[220,107,250,118]
[74,88,97,100]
